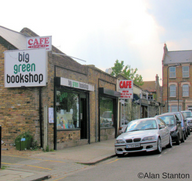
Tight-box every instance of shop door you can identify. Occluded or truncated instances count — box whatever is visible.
[80,98,87,139]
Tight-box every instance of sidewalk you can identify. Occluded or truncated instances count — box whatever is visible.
[0,139,116,181]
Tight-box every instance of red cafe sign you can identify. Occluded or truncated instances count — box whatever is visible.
[118,80,133,99]
[26,36,52,51]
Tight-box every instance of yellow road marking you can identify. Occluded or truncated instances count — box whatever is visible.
[2,155,66,163]
[26,165,52,170]
[106,159,119,164]
[2,162,52,170]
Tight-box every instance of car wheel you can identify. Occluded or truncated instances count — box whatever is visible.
[176,134,180,145]
[167,135,172,148]
[156,138,162,154]
[186,131,188,138]
[181,133,185,143]
[184,133,187,140]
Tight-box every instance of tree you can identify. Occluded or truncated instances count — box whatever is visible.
[110,60,143,86]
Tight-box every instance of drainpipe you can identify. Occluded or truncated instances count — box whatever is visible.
[39,87,43,148]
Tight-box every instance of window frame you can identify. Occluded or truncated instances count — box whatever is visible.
[182,84,189,97]
[170,84,176,97]
[182,66,189,78]
[169,67,176,78]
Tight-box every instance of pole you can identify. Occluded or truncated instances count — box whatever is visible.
[178,82,179,111]
[167,66,169,112]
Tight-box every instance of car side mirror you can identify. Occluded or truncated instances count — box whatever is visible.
[177,121,181,124]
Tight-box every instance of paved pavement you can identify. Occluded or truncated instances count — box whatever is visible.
[0,139,116,181]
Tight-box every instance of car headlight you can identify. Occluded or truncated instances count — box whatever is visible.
[142,136,156,141]
[170,126,177,132]
[116,139,125,144]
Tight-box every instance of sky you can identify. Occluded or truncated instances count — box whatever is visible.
[1,0,192,84]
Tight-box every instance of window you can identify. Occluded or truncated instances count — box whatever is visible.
[100,97,114,128]
[169,67,176,78]
[170,84,176,97]
[182,66,189,78]
[171,105,178,112]
[182,84,189,97]
[157,118,166,128]
[56,90,80,130]
[148,95,153,100]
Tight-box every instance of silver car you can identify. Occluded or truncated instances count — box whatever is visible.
[115,118,172,157]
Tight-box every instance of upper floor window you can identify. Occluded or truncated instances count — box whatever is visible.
[182,84,189,97]
[182,66,189,78]
[148,95,153,100]
[170,84,176,97]
[169,67,176,78]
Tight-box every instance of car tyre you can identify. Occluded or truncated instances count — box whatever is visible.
[181,133,185,143]
[176,134,180,145]
[167,135,172,148]
[184,133,187,140]
[188,130,191,135]
[156,138,162,154]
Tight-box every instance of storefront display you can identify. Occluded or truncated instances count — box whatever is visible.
[100,97,114,128]
[56,90,79,130]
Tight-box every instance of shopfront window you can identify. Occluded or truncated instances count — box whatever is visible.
[56,90,79,130]
[100,97,114,128]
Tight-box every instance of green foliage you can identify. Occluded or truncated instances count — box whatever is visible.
[44,145,54,152]
[15,131,33,143]
[1,165,9,170]
[31,140,39,150]
[110,60,144,86]
[46,145,49,152]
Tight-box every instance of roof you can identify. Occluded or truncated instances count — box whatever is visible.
[163,50,192,65]
[140,81,156,93]
[0,26,26,49]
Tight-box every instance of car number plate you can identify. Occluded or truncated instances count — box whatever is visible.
[126,143,140,148]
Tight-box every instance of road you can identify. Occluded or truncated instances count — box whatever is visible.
[56,135,192,181]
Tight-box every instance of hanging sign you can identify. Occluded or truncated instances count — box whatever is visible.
[118,80,133,99]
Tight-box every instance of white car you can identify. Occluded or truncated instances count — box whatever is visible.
[115,117,172,157]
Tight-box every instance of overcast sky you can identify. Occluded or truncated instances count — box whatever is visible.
[1,0,192,84]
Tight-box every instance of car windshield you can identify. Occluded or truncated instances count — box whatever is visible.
[126,119,157,132]
[182,111,192,119]
[158,115,175,125]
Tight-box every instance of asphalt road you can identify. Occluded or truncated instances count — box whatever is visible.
[58,134,192,181]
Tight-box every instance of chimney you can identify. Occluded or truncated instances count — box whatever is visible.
[163,43,168,55]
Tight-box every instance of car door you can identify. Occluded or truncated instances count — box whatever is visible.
[157,118,169,146]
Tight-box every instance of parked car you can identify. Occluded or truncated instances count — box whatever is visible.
[119,124,128,135]
[181,110,192,134]
[115,117,172,157]
[156,112,185,145]
[172,112,188,140]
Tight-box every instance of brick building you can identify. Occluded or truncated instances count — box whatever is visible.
[0,26,120,150]
[162,43,192,112]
